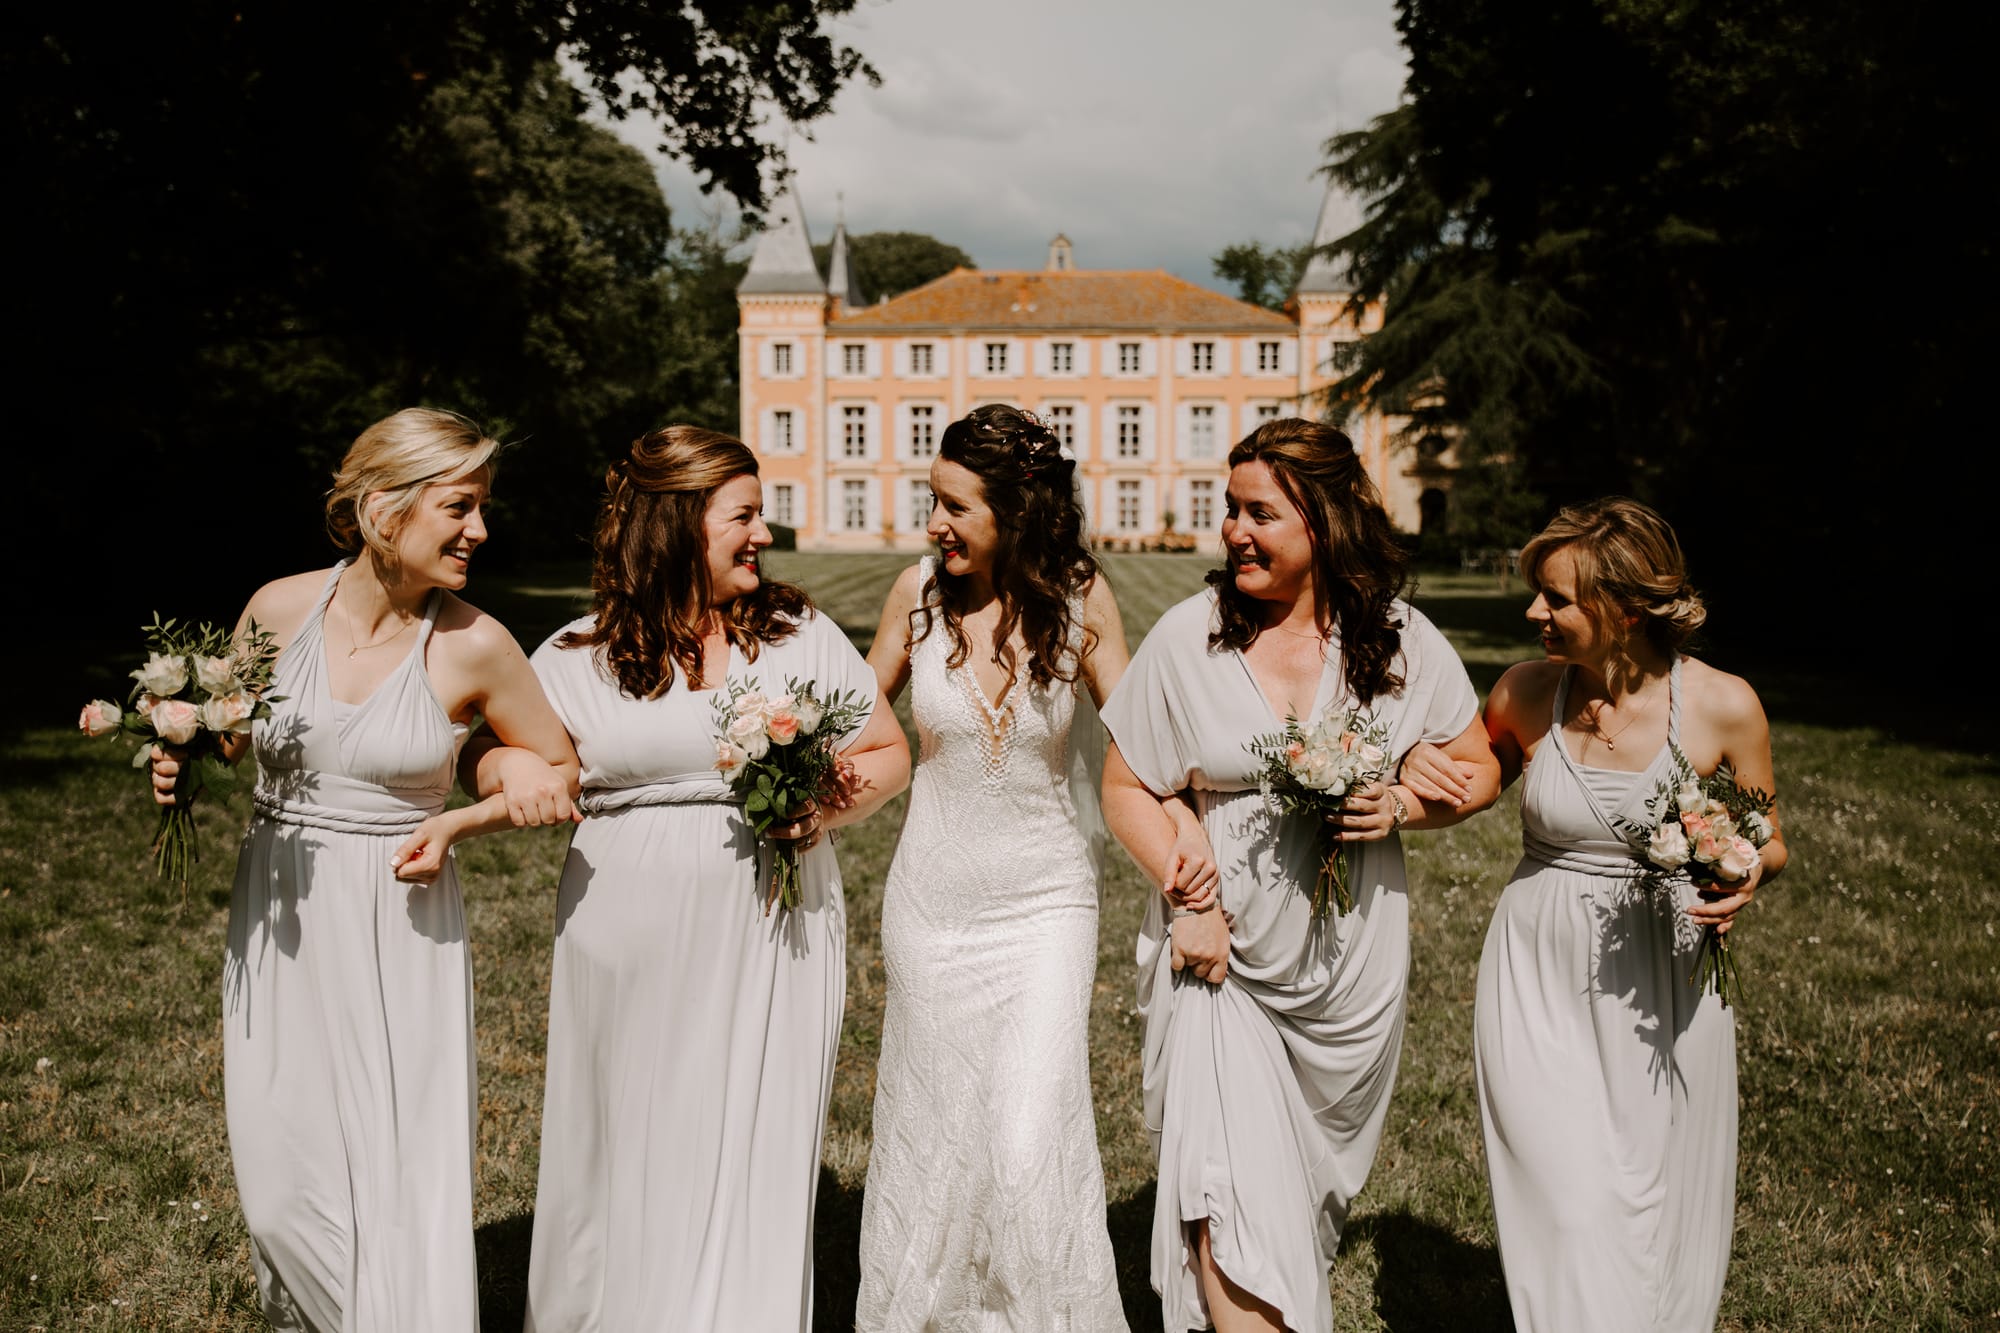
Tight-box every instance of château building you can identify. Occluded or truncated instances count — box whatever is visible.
[736,184,1431,549]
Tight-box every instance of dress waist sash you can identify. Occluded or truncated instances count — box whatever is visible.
[252,790,438,835]
[577,779,738,817]
[1521,829,1649,880]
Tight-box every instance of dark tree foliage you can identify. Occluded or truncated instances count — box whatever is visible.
[3,1,867,653]
[1212,242,1312,311]
[814,231,976,302]
[1317,0,1996,657]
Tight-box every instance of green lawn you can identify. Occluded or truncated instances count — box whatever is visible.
[5,554,1996,1330]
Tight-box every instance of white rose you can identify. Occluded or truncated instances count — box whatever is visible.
[727,713,770,761]
[193,654,240,696]
[1357,743,1387,771]
[733,691,770,725]
[1647,820,1691,870]
[1741,810,1773,846]
[197,690,255,736]
[1674,781,1704,814]
[131,651,189,698]
[714,739,748,778]
[1716,836,1760,881]
[150,698,200,746]
[78,699,122,738]
[793,696,824,734]
[1707,814,1737,843]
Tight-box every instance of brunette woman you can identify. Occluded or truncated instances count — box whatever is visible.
[1100,419,1500,1333]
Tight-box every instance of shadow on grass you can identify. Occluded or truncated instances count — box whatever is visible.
[1110,1181,1164,1331]
[1345,1210,1511,1333]
[476,1166,868,1331]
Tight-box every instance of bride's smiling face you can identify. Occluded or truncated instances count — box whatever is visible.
[927,458,999,580]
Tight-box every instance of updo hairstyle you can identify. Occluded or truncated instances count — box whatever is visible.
[559,425,809,699]
[1519,497,1706,655]
[915,404,1097,689]
[1206,417,1409,703]
[324,408,499,568]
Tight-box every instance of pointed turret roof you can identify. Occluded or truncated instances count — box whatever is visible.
[737,183,824,296]
[1295,181,1367,295]
[827,218,865,308]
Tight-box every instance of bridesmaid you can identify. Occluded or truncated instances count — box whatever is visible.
[150,408,580,1330]
[1401,498,1786,1331]
[1100,418,1500,1333]
[496,425,910,1331]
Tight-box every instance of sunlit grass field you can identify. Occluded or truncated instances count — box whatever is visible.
[5,553,1996,1330]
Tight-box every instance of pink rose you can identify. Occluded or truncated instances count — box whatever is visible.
[198,691,255,736]
[714,738,748,777]
[78,699,122,738]
[1284,740,1307,765]
[766,710,801,745]
[1716,836,1760,881]
[150,698,200,746]
[1693,828,1728,865]
[135,693,160,717]
[1681,812,1709,838]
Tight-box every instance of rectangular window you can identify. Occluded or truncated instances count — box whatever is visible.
[909,404,936,458]
[1256,401,1282,423]
[1116,480,1142,531]
[908,479,933,531]
[1116,405,1143,459]
[842,405,869,458]
[1189,479,1215,531]
[910,342,934,376]
[773,409,794,452]
[842,480,869,531]
[985,342,1009,374]
[773,342,794,375]
[1257,340,1281,373]
[1118,342,1141,374]
[1188,404,1216,458]
[771,483,795,528]
[843,343,867,375]
[1047,404,1076,451]
[1051,342,1074,374]
[1191,341,1215,373]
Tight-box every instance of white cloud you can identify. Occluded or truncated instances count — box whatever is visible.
[598,0,1406,291]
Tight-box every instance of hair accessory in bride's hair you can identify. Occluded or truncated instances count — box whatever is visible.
[1007,411,1065,480]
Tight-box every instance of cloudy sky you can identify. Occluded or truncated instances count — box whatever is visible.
[600,0,1406,293]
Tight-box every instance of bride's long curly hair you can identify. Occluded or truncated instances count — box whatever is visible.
[913,404,1098,689]
[559,426,810,698]
[1206,417,1409,703]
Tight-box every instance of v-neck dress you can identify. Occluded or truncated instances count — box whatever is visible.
[1101,590,1478,1333]
[224,562,477,1332]
[522,610,876,1333]
[1474,658,1737,1332]
[856,557,1127,1332]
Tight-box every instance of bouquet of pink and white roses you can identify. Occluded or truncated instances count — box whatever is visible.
[1246,705,1393,918]
[78,614,283,897]
[1623,752,1775,1008]
[712,677,869,915]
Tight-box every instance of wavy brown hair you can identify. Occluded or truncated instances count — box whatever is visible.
[913,404,1098,690]
[1519,496,1706,657]
[559,426,810,698]
[1206,417,1409,703]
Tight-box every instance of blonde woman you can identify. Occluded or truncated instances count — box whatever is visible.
[150,409,579,1330]
[1402,497,1787,1331]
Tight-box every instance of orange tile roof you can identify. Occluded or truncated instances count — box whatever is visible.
[828,268,1297,333]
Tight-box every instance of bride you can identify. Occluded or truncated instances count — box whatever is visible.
[856,405,1217,1331]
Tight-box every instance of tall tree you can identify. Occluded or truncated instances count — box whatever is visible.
[1212,242,1312,311]
[4,1,873,638]
[1317,0,1996,652]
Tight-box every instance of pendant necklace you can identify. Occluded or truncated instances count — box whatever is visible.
[338,586,415,658]
[1583,691,1656,751]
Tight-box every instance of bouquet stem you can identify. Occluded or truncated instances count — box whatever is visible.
[1314,828,1354,919]
[150,803,198,908]
[764,844,802,916]
[1689,925,1740,1008]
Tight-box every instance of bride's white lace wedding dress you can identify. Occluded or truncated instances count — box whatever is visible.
[856,559,1128,1332]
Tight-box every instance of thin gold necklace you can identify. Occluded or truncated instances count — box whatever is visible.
[337,585,417,659]
[1579,689,1660,751]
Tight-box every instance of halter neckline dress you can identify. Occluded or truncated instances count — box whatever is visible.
[225,561,478,1332]
[1475,657,1738,1332]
